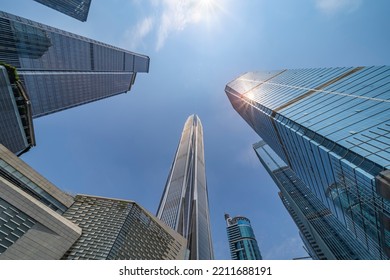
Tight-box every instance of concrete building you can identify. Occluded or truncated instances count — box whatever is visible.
[0,144,81,259]
[62,195,187,260]
[0,143,187,260]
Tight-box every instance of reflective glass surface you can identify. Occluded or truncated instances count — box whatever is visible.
[0,11,149,118]
[227,67,390,259]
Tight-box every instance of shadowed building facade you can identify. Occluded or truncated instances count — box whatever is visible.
[0,10,149,155]
[225,214,262,260]
[33,0,92,22]
[157,115,214,260]
[0,144,81,259]
[226,66,390,259]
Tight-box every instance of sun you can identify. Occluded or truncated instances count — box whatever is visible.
[193,0,222,23]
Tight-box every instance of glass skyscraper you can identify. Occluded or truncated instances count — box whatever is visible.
[157,114,214,260]
[33,0,92,22]
[254,140,375,259]
[225,214,262,260]
[0,10,149,154]
[226,66,390,259]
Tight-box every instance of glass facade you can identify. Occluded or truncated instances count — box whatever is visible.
[226,67,390,259]
[33,0,92,22]
[62,195,186,260]
[0,158,68,213]
[0,66,30,154]
[0,10,149,118]
[157,115,214,260]
[254,141,375,259]
[225,214,262,260]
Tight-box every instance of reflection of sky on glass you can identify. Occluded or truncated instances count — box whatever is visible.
[255,143,288,173]
[1,0,389,260]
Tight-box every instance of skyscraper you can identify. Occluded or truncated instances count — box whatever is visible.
[0,10,149,154]
[33,0,92,22]
[225,214,262,260]
[62,195,187,260]
[226,66,390,259]
[254,140,375,260]
[0,64,35,155]
[157,114,214,260]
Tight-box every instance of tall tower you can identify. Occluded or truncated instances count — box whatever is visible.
[226,66,390,259]
[157,115,214,260]
[0,10,149,155]
[225,214,262,260]
[253,140,375,260]
[33,0,92,22]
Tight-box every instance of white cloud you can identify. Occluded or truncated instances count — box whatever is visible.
[156,0,207,50]
[125,0,221,51]
[124,16,154,50]
[316,0,363,14]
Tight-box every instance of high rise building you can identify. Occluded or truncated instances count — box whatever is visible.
[0,65,35,156]
[0,10,149,155]
[226,66,390,259]
[225,214,262,260]
[62,195,187,260]
[254,140,375,259]
[157,114,214,260]
[33,0,92,22]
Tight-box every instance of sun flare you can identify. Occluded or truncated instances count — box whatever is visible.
[193,0,222,23]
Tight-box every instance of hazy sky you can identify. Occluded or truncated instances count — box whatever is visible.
[1,0,389,259]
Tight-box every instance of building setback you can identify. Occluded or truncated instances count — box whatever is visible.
[33,0,92,22]
[226,66,390,259]
[157,114,214,260]
[0,10,149,155]
[225,214,262,260]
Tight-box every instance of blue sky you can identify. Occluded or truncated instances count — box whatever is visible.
[1,0,390,259]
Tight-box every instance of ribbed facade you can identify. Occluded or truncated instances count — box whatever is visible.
[33,0,92,22]
[226,67,390,259]
[157,115,214,260]
[225,214,262,260]
[62,195,187,260]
